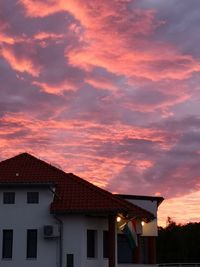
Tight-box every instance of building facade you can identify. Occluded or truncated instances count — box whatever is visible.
[0,153,163,267]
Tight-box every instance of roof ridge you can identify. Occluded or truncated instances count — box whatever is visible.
[0,152,27,165]
[0,152,66,178]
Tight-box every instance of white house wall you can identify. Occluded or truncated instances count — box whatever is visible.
[84,216,110,267]
[0,187,58,267]
[61,215,109,267]
[125,199,158,236]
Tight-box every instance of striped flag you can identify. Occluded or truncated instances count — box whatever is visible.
[122,220,138,249]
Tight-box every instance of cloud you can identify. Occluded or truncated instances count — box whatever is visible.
[1,45,41,77]
[138,0,200,58]
[158,190,200,226]
[108,116,200,199]
[117,79,191,113]
[19,0,200,81]
[33,80,76,94]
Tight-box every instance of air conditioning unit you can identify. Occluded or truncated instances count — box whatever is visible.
[43,225,60,238]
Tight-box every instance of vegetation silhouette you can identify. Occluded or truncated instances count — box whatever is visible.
[157,217,200,263]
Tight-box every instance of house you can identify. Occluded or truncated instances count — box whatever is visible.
[0,153,163,267]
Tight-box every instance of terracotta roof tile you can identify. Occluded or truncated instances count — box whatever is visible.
[0,153,154,221]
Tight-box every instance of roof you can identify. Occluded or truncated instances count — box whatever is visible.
[116,194,164,207]
[0,153,154,221]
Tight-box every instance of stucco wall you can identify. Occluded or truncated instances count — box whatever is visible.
[61,215,110,267]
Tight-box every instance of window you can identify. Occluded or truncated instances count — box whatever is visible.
[27,229,37,258]
[3,192,15,204]
[87,230,97,258]
[66,254,74,267]
[103,231,108,258]
[2,230,13,259]
[27,192,39,204]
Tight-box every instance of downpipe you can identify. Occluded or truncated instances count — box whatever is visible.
[54,215,63,267]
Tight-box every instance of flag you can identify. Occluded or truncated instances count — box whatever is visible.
[122,219,138,249]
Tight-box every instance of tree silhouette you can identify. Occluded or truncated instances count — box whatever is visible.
[157,219,200,263]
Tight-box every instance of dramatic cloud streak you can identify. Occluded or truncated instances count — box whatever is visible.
[1,0,200,225]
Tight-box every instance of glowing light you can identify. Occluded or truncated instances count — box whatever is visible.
[116,216,121,222]
[141,221,145,226]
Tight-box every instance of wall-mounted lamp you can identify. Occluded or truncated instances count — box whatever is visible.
[116,216,121,222]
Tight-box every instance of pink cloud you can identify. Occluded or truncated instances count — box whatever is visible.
[0,33,15,45]
[33,32,64,48]
[34,32,64,41]
[59,1,200,81]
[33,80,76,94]
[1,45,41,77]
[85,78,118,92]
[158,191,200,226]
[121,81,191,113]
[18,0,200,105]
[0,111,172,186]
[19,0,60,18]
[68,37,200,82]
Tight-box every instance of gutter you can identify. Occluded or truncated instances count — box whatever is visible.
[54,215,63,267]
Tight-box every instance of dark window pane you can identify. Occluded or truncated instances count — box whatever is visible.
[27,192,39,204]
[103,231,108,258]
[67,254,74,267]
[27,229,37,258]
[3,192,15,204]
[2,230,13,259]
[87,230,96,258]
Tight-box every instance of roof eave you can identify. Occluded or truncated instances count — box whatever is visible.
[116,194,164,207]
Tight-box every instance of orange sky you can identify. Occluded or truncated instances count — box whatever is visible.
[0,0,200,226]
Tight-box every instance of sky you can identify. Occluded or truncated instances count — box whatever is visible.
[0,0,200,227]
